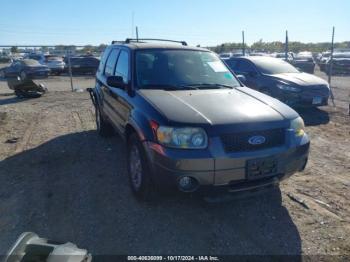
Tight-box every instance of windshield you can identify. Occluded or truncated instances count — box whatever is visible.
[135,50,240,90]
[253,58,299,74]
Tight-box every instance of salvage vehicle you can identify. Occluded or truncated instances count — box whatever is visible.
[225,56,330,107]
[45,55,65,75]
[291,52,315,74]
[88,39,310,200]
[64,56,99,75]
[1,59,49,80]
[325,52,350,75]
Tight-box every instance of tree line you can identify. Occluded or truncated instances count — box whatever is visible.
[209,40,350,53]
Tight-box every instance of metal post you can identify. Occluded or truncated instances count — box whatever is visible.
[67,50,74,92]
[136,26,139,41]
[285,30,289,61]
[242,31,245,56]
[328,27,335,106]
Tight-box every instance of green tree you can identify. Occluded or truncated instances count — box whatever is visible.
[11,46,18,53]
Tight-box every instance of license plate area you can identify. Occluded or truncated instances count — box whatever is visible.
[246,157,278,180]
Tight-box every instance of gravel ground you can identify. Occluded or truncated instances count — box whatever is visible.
[0,64,349,256]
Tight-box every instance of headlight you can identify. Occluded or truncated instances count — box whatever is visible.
[290,117,305,137]
[156,126,208,149]
[277,83,301,92]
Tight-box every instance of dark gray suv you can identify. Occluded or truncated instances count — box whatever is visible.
[89,39,310,200]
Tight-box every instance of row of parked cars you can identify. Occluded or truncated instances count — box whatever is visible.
[0,54,100,80]
[317,51,350,75]
[221,49,350,76]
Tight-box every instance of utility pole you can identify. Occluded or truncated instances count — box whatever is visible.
[67,49,74,92]
[242,30,245,56]
[285,30,289,61]
[136,26,139,41]
[328,26,336,106]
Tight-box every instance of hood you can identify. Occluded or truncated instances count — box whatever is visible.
[139,88,297,125]
[271,72,328,86]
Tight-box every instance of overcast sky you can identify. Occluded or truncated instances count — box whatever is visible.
[0,0,349,46]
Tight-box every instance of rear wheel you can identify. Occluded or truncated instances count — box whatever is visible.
[127,133,155,200]
[95,105,114,137]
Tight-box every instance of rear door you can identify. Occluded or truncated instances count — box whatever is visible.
[100,48,120,128]
[108,49,131,134]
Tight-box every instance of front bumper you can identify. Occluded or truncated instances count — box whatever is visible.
[275,89,330,107]
[143,132,310,193]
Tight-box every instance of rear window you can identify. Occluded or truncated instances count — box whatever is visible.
[104,49,120,76]
[98,49,112,72]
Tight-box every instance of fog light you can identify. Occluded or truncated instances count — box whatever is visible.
[178,176,198,192]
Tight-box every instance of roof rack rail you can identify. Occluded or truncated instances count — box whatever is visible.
[111,40,126,44]
[125,38,188,46]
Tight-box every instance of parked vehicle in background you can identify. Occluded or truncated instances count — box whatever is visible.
[64,56,99,75]
[319,51,331,72]
[326,52,350,75]
[224,56,330,107]
[45,55,65,75]
[291,52,315,74]
[219,52,244,59]
[0,59,50,80]
[89,39,310,200]
[272,52,293,62]
[26,53,46,64]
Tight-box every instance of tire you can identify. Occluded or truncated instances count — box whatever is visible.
[127,133,155,201]
[95,105,114,137]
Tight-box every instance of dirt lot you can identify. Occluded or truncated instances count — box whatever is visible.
[0,65,349,257]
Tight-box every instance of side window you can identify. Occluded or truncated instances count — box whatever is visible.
[104,49,119,76]
[237,60,256,73]
[114,50,129,83]
[98,48,111,72]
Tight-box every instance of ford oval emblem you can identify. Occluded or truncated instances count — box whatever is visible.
[248,135,266,145]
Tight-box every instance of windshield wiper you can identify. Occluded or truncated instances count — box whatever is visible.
[139,84,198,90]
[182,83,236,89]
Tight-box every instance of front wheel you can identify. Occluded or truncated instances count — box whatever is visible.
[127,133,155,200]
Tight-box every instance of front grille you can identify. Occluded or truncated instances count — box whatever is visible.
[302,85,330,97]
[221,128,285,153]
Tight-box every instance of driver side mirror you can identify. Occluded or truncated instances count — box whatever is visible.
[107,76,126,89]
[237,74,246,83]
